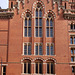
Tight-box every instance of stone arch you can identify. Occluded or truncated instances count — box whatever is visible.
[21,9,32,19]
[33,0,45,9]
[33,57,44,62]
[21,57,32,62]
[45,57,56,63]
[44,10,56,18]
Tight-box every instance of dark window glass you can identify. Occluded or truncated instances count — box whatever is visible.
[28,27,31,37]
[47,46,49,55]
[47,63,49,73]
[74,25,75,29]
[24,63,26,73]
[39,45,42,55]
[36,63,38,73]
[71,49,73,54]
[71,57,74,62]
[3,66,6,75]
[74,49,75,54]
[74,37,75,44]
[39,18,42,26]
[36,10,38,17]
[25,28,27,37]
[28,45,31,55]
[46,19,49,26]
[36,45,38,55]
[29,19,31,26]
[72,67,74,72]
[11,2,13,8]
[65,3,66,9]
[51,45,54,55]
[39,27,42,37]
[28,63,31,73]
[39,63,42,74]
[39,10,42,17]
[24,45,27,55]
[71,24,73,29]
[50,27,53,37]
[70,37,73,44]
[36,18,38,26]
[50,20,53,26]
[47,28,49,37]
[36,28,38,37]
[25,19,27,26]
[51,63,53,74]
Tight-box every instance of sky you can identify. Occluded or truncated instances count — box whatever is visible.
[0,0,8,9]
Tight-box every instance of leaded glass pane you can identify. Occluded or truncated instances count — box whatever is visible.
[28,27,31,37]
[36,10,38,17]
[50,20,53,26]
[39,63,42,74]
[36,28,38,37]
[25,19,27,26]
[39,27,42,37]
[28,45,31,55]
[46,19,49,26]
[70,37,73,44]
[51,45,54,55]
[39,10,42,17]
[47,46,49,55]
[50,27,53,37]
[39,18,42,26]
[36,45,38,55]
[47,28,49,37]
[39,45,42,55]
[24,45,27,55]
[29,19,31,26]
[36,18,38,26]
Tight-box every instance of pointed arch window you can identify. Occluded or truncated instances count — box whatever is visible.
[46,13,54,37]
[35,3,43,37]
[24,12,31,37]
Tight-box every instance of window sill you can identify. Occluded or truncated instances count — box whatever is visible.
[45,74,56,75]
[69,30,75,32]
[21,73,31,75]
[22,54,56,56]
[70,62,75,64]
[69,44,75,47]
[21,73,56,75]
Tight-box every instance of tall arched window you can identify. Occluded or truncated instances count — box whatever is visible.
[46,60,55,74]
[35,3,43,37]
[24,12,31,37]
[35,59,43,74]
[23,60,31,74]
[46,13,54,37]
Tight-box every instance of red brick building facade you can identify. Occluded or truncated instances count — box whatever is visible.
[0,0,75,75]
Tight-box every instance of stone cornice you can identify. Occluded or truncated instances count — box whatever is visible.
[0,9,14,19]
[63,9,75,20]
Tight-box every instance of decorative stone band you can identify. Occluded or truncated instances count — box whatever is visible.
[0,9,14,19]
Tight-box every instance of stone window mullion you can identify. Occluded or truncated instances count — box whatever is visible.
[49,44,50,55]
[27,18,29,37]
[49,18,50,37]
[73,36,74,44]
[49,63,51,74]
[38,44,39,55]
[38,9,39,37]
[27,43,28,55]
[38,63,39,74]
